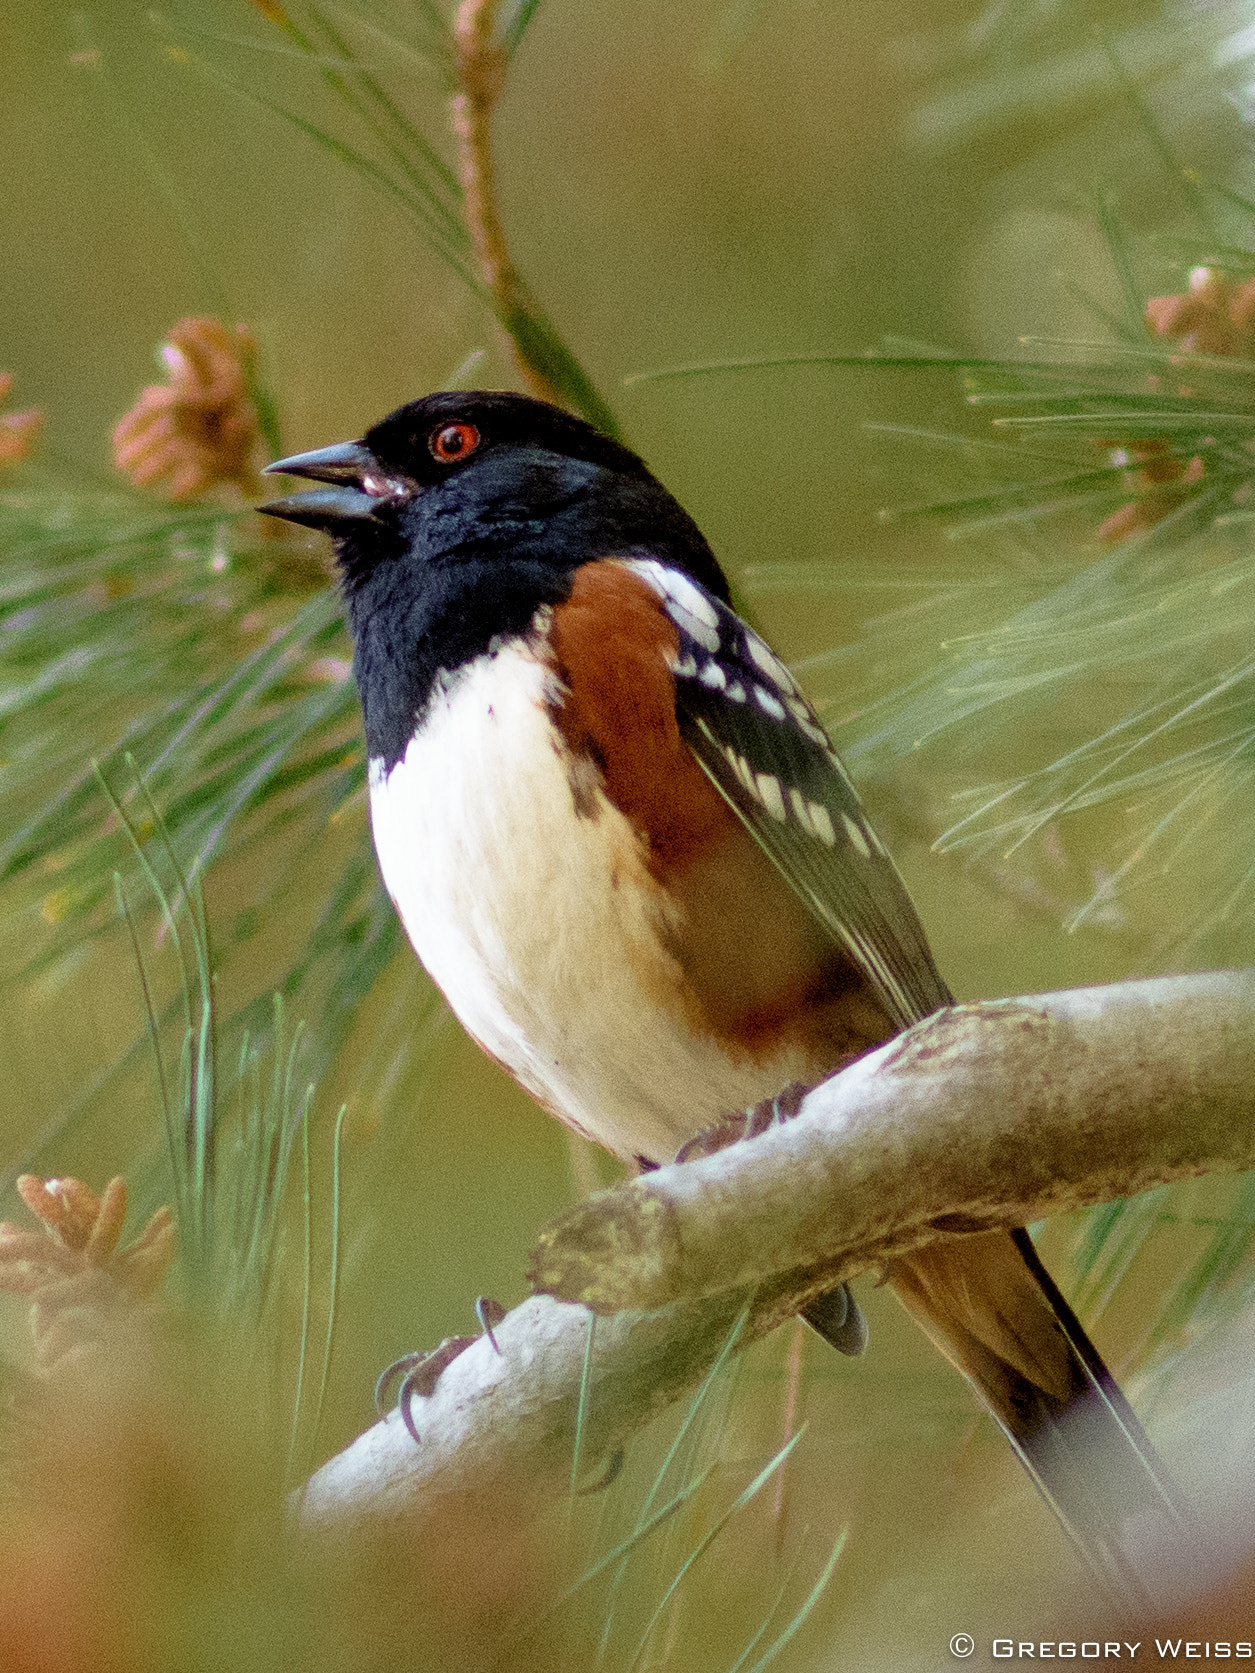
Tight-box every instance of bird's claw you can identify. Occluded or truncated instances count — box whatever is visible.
[575,1447,625,1496]
[475,1295,507,1353]
[674,1081,809,1164]
[375,1335,477,1441]
[375,1298,511,1445]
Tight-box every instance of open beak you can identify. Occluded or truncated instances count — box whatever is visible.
[259,440,399,531]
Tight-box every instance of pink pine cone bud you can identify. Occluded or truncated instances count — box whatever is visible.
[112,318,261,502]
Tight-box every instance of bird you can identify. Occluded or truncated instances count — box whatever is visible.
[261,389,1182,1595]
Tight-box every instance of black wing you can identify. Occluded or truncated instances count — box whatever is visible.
[627,560,951,1029]
[627,563,1186,1593]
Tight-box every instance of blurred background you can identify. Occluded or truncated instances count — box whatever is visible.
[4,0,1255,1667]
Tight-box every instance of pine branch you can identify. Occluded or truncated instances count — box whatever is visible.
[299,970,1255,1537]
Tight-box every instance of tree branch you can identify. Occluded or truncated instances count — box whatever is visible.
[298,1287,804,1535]
[299,971,1255,1533]
[531,970,1255,1312]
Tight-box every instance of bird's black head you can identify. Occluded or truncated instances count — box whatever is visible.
[260,390,729,769]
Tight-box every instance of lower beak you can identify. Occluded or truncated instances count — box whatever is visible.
[259,440,393,531]
[258,484,384,531]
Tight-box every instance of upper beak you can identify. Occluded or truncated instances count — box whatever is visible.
[259,440,399,531]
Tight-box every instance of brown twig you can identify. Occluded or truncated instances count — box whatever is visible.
[451,0,563,407]
[448,1,622,436]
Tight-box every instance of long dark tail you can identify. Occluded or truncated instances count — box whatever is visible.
[807,1228,1186,1603]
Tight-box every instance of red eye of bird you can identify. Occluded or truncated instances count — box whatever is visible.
[429,421,480,464]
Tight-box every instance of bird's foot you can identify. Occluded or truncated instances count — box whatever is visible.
[375,1296,511,1443]
[375,1337,478,1443]
[671,1087,870,1358]
[674,1081,809,1164]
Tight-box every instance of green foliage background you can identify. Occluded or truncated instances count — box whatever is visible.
[4,0,1255,1666]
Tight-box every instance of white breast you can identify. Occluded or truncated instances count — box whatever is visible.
[367,639,811,1163]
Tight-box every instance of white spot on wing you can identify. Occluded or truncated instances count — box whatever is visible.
[727,681,746,702]
[826,747,856,789]
[619,557,721,652]
[841,811,871,857]
[789,787,816,835]
[627,558,668,592]
[673,651,698,678]
[744,633,797,693]
[723,745,756,798]
[809,802,836,845]
[665,599,719,653]
[662,569,720,630]
[699,660,727,690]
[756,772,787,822]
[754,685,786,719]
[785,695,831,746]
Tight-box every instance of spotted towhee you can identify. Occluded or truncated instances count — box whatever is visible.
[263,391,1180,1590]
